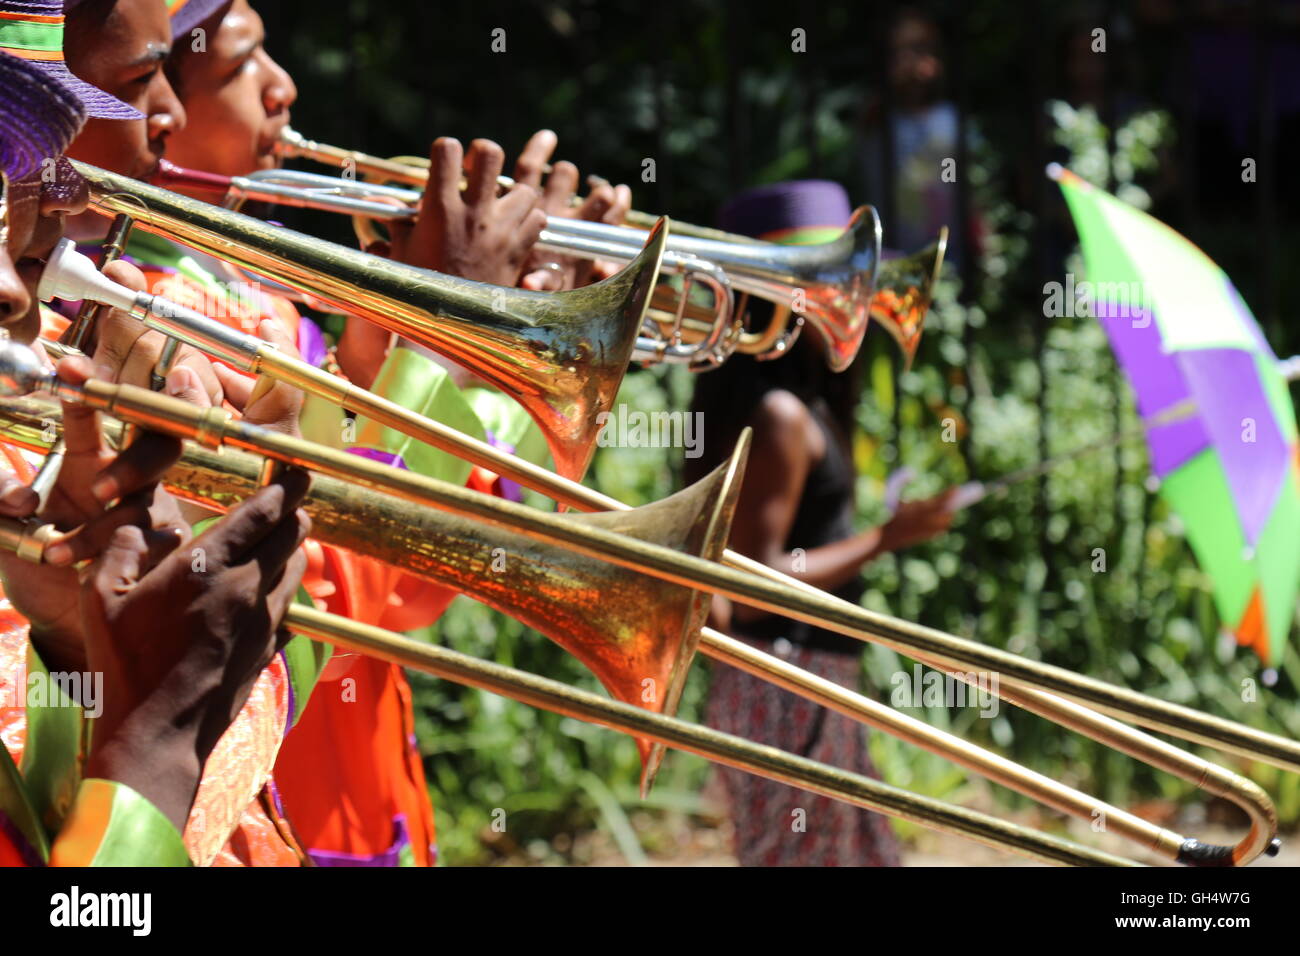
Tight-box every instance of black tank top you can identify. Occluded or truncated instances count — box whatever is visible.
[742,396,865,655]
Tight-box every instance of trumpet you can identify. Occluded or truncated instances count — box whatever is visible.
[0,346,1283,865]
[645,228,947,366]
[158,154,893,373]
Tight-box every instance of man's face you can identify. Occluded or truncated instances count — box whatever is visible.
[64,0,186,180]
[167,0,297,179]
[889,16,942,107]
[1,162,90,343]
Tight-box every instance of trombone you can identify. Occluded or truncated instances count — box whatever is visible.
[0,349,1282,866]
[0,504,1130,869]
[73,161,663,485]
[59,169,1300,782]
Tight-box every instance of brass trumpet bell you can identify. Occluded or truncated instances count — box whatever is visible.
[872,227,948,369]
[645,227,947,370]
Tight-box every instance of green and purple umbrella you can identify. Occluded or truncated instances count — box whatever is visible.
[1050,164,1299,664]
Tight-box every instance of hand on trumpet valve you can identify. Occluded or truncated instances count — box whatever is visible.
[387,137,546,286]
[75,258,224,407]
[513,129,632,290]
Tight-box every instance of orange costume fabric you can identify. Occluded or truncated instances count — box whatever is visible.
[0,584,304,866]
[120,251,458,865]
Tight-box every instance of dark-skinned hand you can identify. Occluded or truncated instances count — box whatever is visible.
[80,469,311,831]
[513,129,633,291]
[387,137,546,287]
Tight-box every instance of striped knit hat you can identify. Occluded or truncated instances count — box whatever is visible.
[1,0,140,119]
[718,180,852,245]
[0,49,85,180]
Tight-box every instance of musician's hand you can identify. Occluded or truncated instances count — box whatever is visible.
[88,260,223,406]
[212,320,304,437]
[80,470,311,831]
[514,130,632,290]
[878,489,958,553]
[389,137,545,286]
[0,355,188,656]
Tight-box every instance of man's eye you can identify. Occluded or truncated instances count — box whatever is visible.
[132,66,160,86]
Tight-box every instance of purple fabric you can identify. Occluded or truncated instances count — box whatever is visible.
[168,0,233,40]
[7,1,142,119]
[296,317,328,369]
[1225,278,1278,362]
[265,777,288,819]
[1096,302,1208,477]
[278,647,295,734]
[308,814,410,867]
[347,446,409,471]
[1176,347,1290,546]
[719,180,851,239]
[0,53,83,179]
[482,429,523,502]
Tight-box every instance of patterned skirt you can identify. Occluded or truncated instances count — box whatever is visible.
[705,635,901,867]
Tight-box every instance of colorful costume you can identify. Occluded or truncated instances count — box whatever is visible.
[0,584,328,866]
[73,232,543,865]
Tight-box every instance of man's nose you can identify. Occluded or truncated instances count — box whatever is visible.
[0,254,32,324]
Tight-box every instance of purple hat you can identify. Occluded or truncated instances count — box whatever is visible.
[0,1,141,119]
[0,50,84,179]
[719,180,852,245]
[166,0,232,42]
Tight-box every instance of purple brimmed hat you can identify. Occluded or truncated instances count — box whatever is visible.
[0,1,140,119]
[166,0,232,41]
[0,49,84,179]
[719,180,852,245]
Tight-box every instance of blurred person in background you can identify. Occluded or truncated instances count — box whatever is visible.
[687,180,956,866]
[858,5,974,266]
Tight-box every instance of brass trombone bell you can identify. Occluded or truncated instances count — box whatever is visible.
[72,160,665,485]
